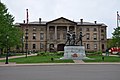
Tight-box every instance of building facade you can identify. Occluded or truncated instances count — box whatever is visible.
[17,17,107,52]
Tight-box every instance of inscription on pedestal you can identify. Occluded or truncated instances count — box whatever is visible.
[63,46,86,60]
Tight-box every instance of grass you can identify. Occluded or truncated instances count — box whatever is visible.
[0,55,74,63]
[83,55,120,62]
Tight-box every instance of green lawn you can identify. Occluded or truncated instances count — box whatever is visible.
[0,55,74,63]
[83,55,120,62]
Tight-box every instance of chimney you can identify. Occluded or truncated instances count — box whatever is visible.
[23,20,25,23]
[94,21,97,24]
[80,19,83,24]
[39,18,41,23]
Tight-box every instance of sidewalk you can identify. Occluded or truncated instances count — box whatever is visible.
[73,60,85,63]
[102,53,119,57]
[0,62,120,67]
[0,54,37,60]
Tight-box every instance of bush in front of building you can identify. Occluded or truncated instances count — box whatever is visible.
[56,51,64,56]
[37,51,64,56]
[37,52,46,56]
[37,52,55,56]
[86,51,102,56]
[94,51,102,55]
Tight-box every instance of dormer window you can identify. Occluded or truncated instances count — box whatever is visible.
[33,27,36,31]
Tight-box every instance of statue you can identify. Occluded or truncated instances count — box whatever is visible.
[65,31,85,46]
[76,32,85,46]
[65,31,71,45]
[71,32,76,45]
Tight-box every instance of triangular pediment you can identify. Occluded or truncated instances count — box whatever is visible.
[47,17,77,24]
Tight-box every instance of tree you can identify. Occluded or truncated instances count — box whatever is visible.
[112,26,120,47]
[0,2,22,54]
[107,39,114,48]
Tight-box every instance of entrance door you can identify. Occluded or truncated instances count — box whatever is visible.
[57,44,65,51]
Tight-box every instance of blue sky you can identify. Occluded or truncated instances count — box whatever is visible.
[1,0,120,38]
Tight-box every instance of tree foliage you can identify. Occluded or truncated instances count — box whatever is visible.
[0,2,22,52]
[112,26,120,47]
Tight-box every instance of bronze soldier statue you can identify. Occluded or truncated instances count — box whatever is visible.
[65,31,71,45]
[76,32,84,46]
[71,32,76,45]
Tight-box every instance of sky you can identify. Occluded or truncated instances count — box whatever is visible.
[1,0,120,38]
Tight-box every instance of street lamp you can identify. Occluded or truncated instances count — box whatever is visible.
[25,30,28,58]
[5,36,9,64]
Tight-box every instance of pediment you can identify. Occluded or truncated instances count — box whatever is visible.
[47,17,77,24]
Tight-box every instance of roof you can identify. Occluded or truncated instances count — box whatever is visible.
[46,17,77,25]
[15,17,107,27]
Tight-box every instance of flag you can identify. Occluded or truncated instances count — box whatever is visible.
[117,12,120,20]
[117,11,120,27]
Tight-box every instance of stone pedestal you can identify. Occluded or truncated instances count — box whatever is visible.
[62,46,86,60]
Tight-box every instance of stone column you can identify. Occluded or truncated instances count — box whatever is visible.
[67,26,69,31]
[47,26,49,40]
[54,44,57,52]
[74,26,77,34]
[55,26,57,40]
[46,26,49,52]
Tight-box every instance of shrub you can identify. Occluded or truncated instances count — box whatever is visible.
[86,51,102,56]
[37,52,46,56]
[96,51,102,55]
[56,51,64,56]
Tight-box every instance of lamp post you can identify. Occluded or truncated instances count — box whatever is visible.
[5,36,9,64]
[25,9,29,58]
[25,30,28,58]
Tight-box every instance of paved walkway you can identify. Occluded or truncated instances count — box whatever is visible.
[0,54,37,60]
[73,60,85,63]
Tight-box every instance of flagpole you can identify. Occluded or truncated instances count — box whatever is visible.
[117,11,118,27]
[117,11,119,27]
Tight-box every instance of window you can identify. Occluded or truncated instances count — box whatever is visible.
[102,44,104,50]
[40,33,44,40]
[25,36,28,40]
[33,44,36,49]
[40,28,44,31]
[101,34,104,40]
[25,29,28,31]
[93,28,97,31]
[25,43,28,49]
[50,33,54,40]
[79,28,82,31]
[25,33,28,39]
[63,28,67,31]
[63,32,66,40]
[16,45,19,50]
[57,27,60,31]
[57,33,60,39]
[86,33,90,40]
[33,33,36,40]
[86,28,89,31]
[33,27,36,31]
[40,43,44,49]
[93,33,97,40]
[87,44,90,49]
[49,26,54,31]
[69,26,74,31]
[101,29,104,32]
[94,44,97,49]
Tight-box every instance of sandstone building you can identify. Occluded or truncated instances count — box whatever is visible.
[17,17,107,52]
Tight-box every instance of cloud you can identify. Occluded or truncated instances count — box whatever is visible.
[2,0,120,38]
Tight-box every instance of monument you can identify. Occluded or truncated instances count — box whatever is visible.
[62,31,86,60]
